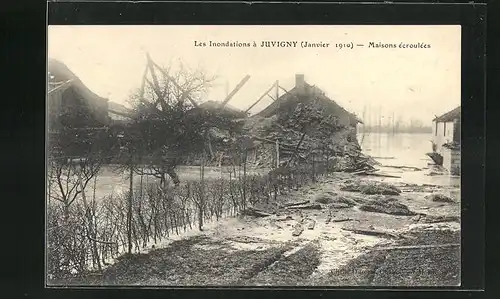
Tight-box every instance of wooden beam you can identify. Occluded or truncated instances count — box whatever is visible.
[136,65,161,114]
[244,81,277,114]
[220,75,251,108]
[48,79,73,95]
[285,131,307,167]
[278,85,289,94]
[139,63,149,99]
[267,94,276,102]
[146,54,169,112]
[149,59,199,108]
[275,80,279,102]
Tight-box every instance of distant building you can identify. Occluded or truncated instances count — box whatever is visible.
[256,74,362,129]
[48,59,109,129]
[428,106,461,175]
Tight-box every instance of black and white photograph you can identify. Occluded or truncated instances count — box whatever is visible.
[46,25,462,287]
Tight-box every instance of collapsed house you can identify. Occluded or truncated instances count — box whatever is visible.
[256,74,362,130]
[234,74,365,170]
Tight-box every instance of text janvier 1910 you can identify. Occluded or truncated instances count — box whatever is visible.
[193,40,431,49]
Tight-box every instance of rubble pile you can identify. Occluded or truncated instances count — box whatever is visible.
[427,194,456,203]
[241,102,372,171]
[341,182,402,196]
[193,96,374,173]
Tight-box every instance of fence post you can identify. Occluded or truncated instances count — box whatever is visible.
[312,153,316,183]
[275,139,280,168]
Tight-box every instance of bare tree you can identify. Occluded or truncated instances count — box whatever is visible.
[47,127,107,275]
[126,55,215,184]
[125,54,245,187]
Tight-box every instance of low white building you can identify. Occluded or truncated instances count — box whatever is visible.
[429,106,460,175]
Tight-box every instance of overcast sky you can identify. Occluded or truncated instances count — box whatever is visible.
[48,25,461,125]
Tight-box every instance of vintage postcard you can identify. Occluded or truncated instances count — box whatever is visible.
[47,25,461,287]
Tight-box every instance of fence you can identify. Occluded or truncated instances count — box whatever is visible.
[46,157,337,280]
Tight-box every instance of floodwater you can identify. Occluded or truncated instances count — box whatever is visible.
[49,165,269,203]
[358,132,460,188]
[48,132,459,203]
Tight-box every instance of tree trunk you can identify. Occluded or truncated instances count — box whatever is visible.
[166,166,180,186]
[198,150,205,231]
[242,149,247,209]
[127,165,133,254]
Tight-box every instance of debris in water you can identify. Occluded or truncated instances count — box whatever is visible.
[361,183,401,195]
[381,165,422,171]
[283,200,310,208]
[331,217,353,223]
[314,193,334,204]
[330,202,354,209]
[420,215,460,224]
[307,220,316,230]
[341,225,400,239]
[292,224,304,237]
[288,203,322,210]
[361,172,401,179]
[359,197,416,216]
[341,182,402,195]
[240,208,272,218]
[372,243,460,251]
[276,215,294,222]
[427,194,456,203]
[412,215,423,222]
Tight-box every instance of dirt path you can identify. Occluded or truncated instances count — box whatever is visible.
[51,173,460,287]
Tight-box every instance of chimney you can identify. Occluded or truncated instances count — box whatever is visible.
[295,74,305,91]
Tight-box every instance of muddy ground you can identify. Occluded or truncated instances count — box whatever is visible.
[51,172,461,287]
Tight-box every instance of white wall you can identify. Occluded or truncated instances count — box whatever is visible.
[432,121,455,153]
[443,147,461,176]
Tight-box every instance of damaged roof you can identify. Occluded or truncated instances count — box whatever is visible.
[255,80,362,124]
[48,58,108,104]
[108,101,134,120]
[199,100,248,118]
[433,106,460,122]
